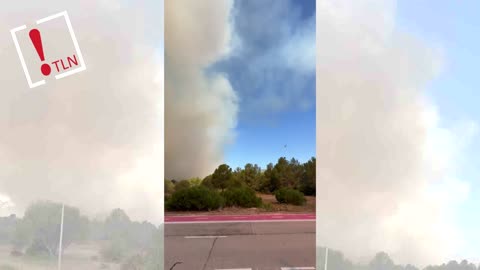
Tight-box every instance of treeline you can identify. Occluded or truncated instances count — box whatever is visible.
[318,248,479,270]
[0,201,162,270]
[164,157,316,211]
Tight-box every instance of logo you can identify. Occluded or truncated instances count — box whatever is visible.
[10,11,86,88]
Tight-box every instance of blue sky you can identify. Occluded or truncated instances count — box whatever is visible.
[397,1,480,260]
[214,0,316,170]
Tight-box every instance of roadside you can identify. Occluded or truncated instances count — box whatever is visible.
[165,193,315,216]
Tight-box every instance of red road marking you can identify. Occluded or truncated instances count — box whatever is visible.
[165,213,316,223]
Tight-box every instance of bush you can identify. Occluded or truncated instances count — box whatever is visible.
[300,183,316,196]
[223,187,262,208]
[227,177,244,189]
[274,188,306,206]
[100,237,130,262]
[166,186,224,211]
[201,175,214,189]
[174,180,191,192]
[164,180,175,195]
[25,239,51,257]
[260,202,273,211]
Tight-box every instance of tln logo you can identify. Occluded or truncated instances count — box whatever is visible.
[10,11,86,89]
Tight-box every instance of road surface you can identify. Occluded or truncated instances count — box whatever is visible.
[165,214,316,270]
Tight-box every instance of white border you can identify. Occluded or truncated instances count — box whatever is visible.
[10,11,86,89]
[10,25,45,88]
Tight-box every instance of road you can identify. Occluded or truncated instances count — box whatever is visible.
[165,214,316,270]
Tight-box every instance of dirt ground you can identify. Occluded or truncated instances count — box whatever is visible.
[0,243,120,270]
[165,193,316,216]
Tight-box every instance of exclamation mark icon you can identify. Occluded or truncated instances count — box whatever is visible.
[29,29,51,76]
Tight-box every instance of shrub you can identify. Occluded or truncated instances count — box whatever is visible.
[164,180,175,195]
[166,186,224,211]
[174,180,191,192]
[25,239,51,257]
[223,187,262,208]
[201,175,214,189]
[274,188,306,206]
[188,177,202,187]
[227,177,245,189]
[300,183,316,196]
[260,202,273,211]
[100,237,130,262]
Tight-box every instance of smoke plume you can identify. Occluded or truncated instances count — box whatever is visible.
[0,0,164,223]
[165,0,238,180]
[317,0,476,266]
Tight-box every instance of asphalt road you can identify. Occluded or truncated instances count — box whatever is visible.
[165,218,316,270]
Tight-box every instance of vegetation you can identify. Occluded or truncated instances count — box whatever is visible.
[318,248,480,270]
[166,185,224,211]
[165,156,316,211]
[13,201,88,257]
[100,208,157,262]
[223,186,262,208]
[274,188,306,205]
[0,215,17,245]
[164,179,175,195]
[0,201,161,266]
[212,164,233,191]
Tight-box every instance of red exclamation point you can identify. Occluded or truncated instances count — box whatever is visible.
[29,29,51,76]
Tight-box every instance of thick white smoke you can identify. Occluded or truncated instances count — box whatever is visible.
[165,0,238,180]
[317,0,476,266]
[0,0,164,223]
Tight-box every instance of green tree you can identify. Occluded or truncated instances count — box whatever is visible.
[228,167,245,188]
[269,157,290,191]
[288,158,304,189]
[104,208,131,239]
[164,179,175,195]
[211,164,233,191]
[237,163,263,191]
[202,174,214,189]
[174,180,191,192]
[101,209,156,262]
[261,163,276,192]
[15,201,88,257]
[102,209,132,262]
[0,215,17,245]
[300,157,316,195]
[188,177,202,187]
[369,252,395,270]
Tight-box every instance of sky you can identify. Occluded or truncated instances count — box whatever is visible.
[215,0,316,170]
[396,0,480,261]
